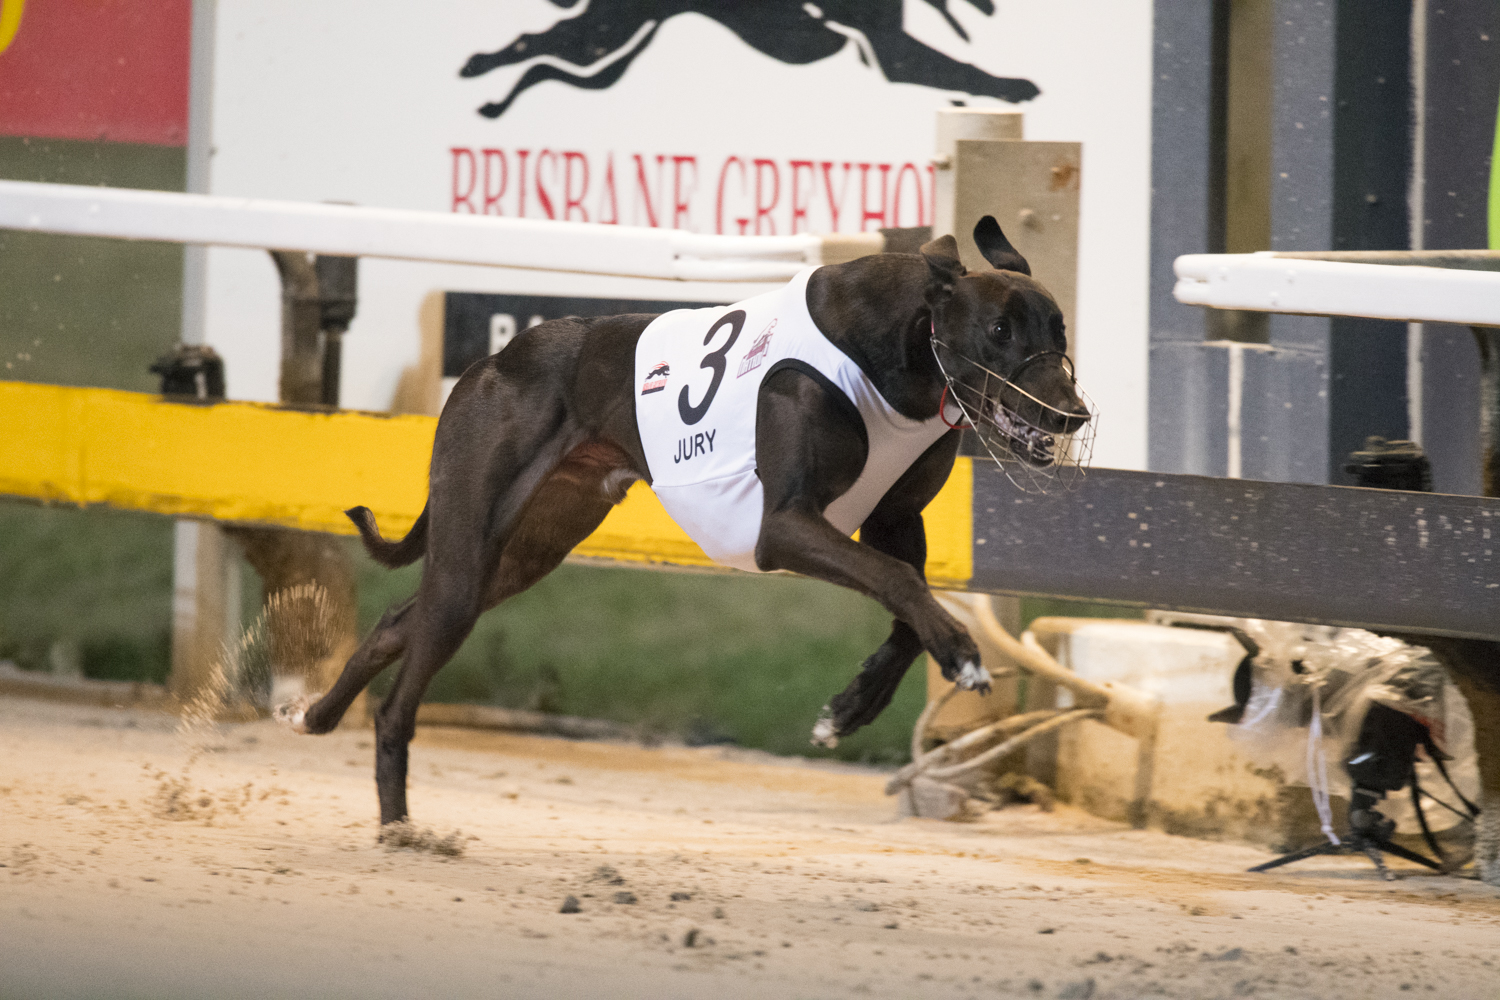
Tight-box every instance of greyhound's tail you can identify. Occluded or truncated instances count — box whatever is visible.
[345,504,428,568]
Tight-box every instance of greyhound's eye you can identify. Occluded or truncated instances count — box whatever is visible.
[993,319,1011,341]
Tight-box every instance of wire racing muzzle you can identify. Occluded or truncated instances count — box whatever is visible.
[931,336,1097,494]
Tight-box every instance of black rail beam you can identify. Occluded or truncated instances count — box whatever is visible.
[969,463,1500,641]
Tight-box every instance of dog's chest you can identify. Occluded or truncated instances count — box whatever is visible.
[634,269,948,571]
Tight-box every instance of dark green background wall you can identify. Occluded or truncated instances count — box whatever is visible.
[0,136,185,390]
[0,137,186,680]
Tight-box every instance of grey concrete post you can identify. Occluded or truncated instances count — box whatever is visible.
[1148,0,1229,476]
[1417,8,1500,495]
[1151,0,1413,484]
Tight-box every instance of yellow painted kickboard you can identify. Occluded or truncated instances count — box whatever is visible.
[0,381,435,537]
[0,381,972,585]
[920,456,973,590]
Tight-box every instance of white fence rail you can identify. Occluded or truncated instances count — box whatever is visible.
[0,179,883,283]
[1174,250,1500,326]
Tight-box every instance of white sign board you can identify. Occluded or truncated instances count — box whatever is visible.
[200,0,1150,469]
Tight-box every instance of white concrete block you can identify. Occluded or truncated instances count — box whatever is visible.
[1035,619,1296,846]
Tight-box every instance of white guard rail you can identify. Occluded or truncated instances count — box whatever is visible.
[0,179,884,283]
[1174,251,1500,326]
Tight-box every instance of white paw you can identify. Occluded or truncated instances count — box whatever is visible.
[273,694,319,734]
[954,660,992,692]
[810,708,839,749]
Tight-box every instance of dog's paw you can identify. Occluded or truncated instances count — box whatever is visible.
[810,707,840,749]
[273,694,320,734]
[954,660,992,695]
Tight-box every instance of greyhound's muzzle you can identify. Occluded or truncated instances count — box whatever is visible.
[931,343,1097,494]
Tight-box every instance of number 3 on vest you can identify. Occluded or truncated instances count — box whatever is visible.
[678,309,745,425]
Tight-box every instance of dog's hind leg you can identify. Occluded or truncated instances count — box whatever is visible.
[372,569,490,825]
[288,596,416,735]
[479,454,623,611]
[370,442,631,826]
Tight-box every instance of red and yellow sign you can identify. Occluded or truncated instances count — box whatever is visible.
[0,0,25,57]
[0,0,189,145]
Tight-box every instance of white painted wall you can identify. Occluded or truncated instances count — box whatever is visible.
[201,0,1151,468]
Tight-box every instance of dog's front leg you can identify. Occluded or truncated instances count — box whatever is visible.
[814,435,967,744]
[815,621,924,747]
[755,373,988,706]
[758,505,987,687]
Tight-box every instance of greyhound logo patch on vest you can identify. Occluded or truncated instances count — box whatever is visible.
[634,268,952,572]
[737,320,776,378]
[640,362,670,395]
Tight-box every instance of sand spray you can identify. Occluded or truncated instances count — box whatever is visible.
[148,584,340,822]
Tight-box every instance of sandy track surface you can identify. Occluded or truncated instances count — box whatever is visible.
[2,696,1498,1000]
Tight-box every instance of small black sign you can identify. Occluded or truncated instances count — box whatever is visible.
[443,292,719,379]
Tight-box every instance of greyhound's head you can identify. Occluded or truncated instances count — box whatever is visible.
[922,217,1094,485]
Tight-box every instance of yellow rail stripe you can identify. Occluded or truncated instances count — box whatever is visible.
[921,455,973,590]
[0,381,434,537]
[0,381,972,585]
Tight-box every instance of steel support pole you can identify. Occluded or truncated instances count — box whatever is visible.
[230,251,361,723]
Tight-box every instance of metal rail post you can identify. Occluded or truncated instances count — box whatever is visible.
[231,252,362,722]
[925,109,1083,780]
[925,110,1028,741]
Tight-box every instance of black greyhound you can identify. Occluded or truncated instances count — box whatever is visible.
[460,0,1040,119]
[284,218,1088,827]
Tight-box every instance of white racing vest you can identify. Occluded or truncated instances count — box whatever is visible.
[634,267,953,572]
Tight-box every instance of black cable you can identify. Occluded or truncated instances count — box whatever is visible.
[1410,775,1447,865]
[1428,750,1481,818]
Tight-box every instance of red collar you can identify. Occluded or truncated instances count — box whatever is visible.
[931,318,968,427]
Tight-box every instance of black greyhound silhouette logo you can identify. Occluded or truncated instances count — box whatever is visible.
[460,0,1039,119]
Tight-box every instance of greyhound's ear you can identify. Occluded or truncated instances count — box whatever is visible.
[919,234,965,296]
[973,216,1030,275]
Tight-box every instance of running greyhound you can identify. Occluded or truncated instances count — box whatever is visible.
[460,0,1040,119]
[283,218,1090,827]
